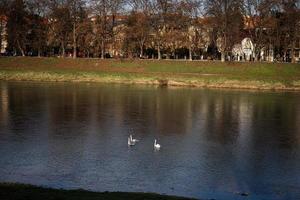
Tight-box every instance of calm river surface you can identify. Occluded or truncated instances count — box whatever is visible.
[0,81,300,200]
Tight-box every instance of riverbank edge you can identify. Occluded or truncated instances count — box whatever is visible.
[1,70,300,91]
[0,182,196,200]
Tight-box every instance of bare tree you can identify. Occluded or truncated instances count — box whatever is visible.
[0,1,9,54]
[27,0,49,57]
[91,0,124,59]
[125,0,152,58]
[1,0,299,61]
[149,0,175,59]
[67,0,87,58]
[7,0,28,56]
[179,0,204,60]
[48,0,72,57]
[77,14,94,57]
[243,0,279,61]
[205,0,244,61]
[279,0,300,63]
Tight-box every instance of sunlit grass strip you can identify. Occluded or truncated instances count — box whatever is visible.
[0,57,299,90]
[0,69,300,90]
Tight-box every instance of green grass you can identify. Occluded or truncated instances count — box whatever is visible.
[0,57,299,90]
[0,183,195,200]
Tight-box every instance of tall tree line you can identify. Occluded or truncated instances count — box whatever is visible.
[1,0,299,62]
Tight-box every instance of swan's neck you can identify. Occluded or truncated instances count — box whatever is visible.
[154,140,157,145]
[130,135,133,141]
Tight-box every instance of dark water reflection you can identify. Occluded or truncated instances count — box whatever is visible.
[0,81,300,200]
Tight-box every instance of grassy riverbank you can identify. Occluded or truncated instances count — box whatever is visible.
[0,183,195,200]
[0,57,300,90]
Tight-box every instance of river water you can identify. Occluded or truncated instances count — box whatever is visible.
[0,81,299,200]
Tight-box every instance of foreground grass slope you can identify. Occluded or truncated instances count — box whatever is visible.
[0,183,195,200]
[0,57,300,90]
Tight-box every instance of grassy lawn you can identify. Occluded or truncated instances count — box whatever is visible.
[0,183,195,200]
[0,57,300,90]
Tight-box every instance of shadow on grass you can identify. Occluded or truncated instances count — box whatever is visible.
[0,183,196,200]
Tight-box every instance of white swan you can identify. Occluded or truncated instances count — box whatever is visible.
[130,135,139,143]
[154,139,161,150]
[128,137,135,146]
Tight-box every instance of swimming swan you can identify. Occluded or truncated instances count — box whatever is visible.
[130,135,139,143]
[128,137,135,146]
[154,139,161,150]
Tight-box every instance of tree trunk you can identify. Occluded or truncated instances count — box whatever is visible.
[140,43,144,58]
[38,48,41,57]
[17,40,25,56]
[269,45,274,62]
[73,23,77,59]
[221,52,225,62]
[0,29,2,54]
[61,41,65,58]
[0,21,4,55]
[157,44,161,60]
[254,52,258,62]
[189,46,192,61]
[20,49,25,57]
[101,40,105,59]
[291,40,296,63]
